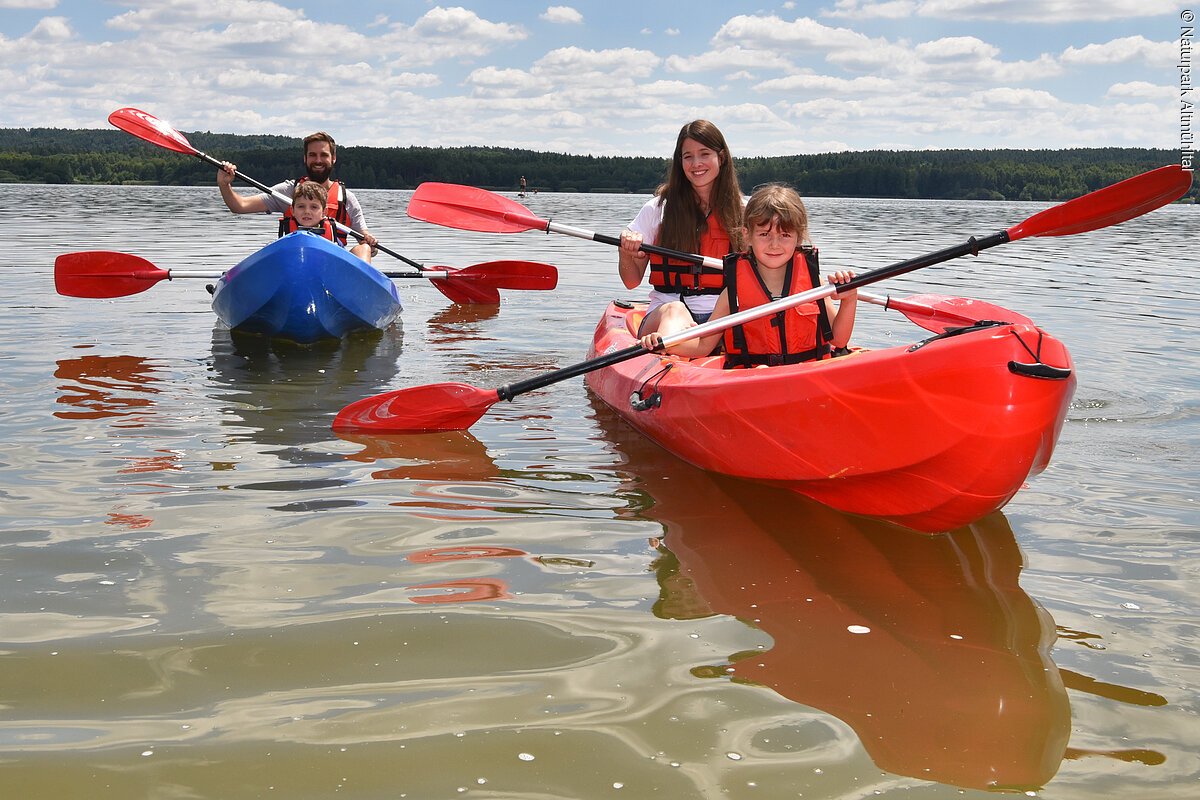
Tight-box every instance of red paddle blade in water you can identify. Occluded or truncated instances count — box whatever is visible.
[428,268,501,304]
[54,251,170,298]
[332,383,502,433]
[108,107,199,156]
[1008,164,1191,240]
[886,294,1033,334]
[407,183,547,233]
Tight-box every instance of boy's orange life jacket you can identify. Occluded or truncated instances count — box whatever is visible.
[721,247,835,369]
[648,212,732,296]
[278,218,336,241]
[278,178,349,244]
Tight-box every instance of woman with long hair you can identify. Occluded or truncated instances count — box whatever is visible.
[618,120,745,338]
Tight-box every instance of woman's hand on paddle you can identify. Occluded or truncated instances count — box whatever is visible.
[618,229,650,289]
[619,229,644,254]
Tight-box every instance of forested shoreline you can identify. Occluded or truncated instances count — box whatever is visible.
[0,127,1193,202]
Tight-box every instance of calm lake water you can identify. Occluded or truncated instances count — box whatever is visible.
[1,182,1197,799]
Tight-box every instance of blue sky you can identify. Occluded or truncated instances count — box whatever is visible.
[0,0,1186,156]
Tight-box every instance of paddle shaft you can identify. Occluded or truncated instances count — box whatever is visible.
[548,210,1005,327]
[513,210,1008,276]
[546,215,1000,325]
[546,219,718,265]
[547,218,1008,276]
[492,231,1007,402]
[73,257,911,318]
[485,203,726,266]
[93,266,460,281]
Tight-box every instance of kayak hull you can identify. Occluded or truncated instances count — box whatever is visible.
[211,232,402,344]
[585,300,1075,532]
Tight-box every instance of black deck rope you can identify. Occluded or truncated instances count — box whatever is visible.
[1009,327,1044,363]
[630,362,673,412]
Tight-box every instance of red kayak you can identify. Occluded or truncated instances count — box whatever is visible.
[584,299,1075,532]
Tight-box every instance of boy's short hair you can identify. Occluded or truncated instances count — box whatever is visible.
[744,183,809,242]
[293,180,328,206]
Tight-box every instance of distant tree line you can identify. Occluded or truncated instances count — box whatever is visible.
[0,126,1193,202]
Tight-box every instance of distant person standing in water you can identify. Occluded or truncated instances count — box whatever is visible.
[216,131,378,262]
[519,175,527,195]
[617,119,745,341]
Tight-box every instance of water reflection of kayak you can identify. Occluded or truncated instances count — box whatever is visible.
[598,403,1070,791]
[208,323,404,458]
[53,354,163,421]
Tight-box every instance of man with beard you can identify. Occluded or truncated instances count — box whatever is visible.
[216,131,378,262]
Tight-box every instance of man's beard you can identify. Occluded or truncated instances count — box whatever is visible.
[306,164,332,183]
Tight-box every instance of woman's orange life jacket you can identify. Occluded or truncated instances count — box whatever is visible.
[721,247,835,369]
[278,178,349,244]
[648,212,732,296]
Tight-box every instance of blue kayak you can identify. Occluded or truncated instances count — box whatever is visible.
[211,232,402,343]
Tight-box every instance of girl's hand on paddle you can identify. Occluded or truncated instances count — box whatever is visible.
[640,332,664,352]
[828,270,857,300]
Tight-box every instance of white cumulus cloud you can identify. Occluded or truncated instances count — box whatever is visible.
[541,6,583,24]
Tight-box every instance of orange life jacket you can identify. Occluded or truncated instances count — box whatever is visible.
[722,247,834,369]
[279,178,349,245]
[648,212,732,296]
[277,218,336,241]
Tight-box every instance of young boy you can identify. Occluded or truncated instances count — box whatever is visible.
[279,180,334,240]
[640,183,857,365]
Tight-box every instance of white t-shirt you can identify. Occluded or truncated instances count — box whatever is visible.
[628,195,743,317]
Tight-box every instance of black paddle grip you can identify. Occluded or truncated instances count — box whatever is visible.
[497,344,648,401]
[838,231,1010,293]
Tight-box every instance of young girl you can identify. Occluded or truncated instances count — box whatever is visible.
[640,184,857,365]
[618,120,745,338]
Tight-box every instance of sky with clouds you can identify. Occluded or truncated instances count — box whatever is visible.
[0,0,1188,157]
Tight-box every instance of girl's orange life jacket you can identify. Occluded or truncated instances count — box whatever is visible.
[278,178,349,244]
[721,247,835,369]
[648,212,732,296]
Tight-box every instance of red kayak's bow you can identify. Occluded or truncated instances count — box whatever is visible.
[584,300,1075,532]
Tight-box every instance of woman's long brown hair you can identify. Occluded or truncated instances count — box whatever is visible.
[655,120,744,254]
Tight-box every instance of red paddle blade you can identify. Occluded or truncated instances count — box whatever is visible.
[407,182,547,233]
[54,251,171,298]
[429,269,501,304]
[1008,164,1191,241]
[332,383,501,433]
[108,107,199,156]
[458,261,558,290]
[887,293,1033,334]
[425,261,557,304]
